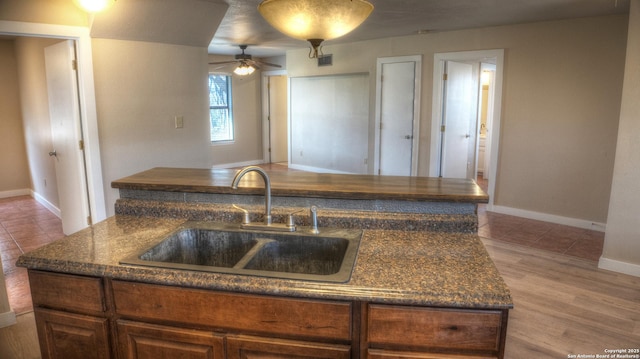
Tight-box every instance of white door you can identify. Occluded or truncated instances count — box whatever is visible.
[378,61,418,176]
[268,75,288,163]
[440,60,478,178]
[45,40,91,235]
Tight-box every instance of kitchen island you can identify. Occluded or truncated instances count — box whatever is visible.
[18,167,512,359]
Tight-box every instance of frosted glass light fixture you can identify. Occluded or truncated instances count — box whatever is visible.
[257,0,374,58]
[234,63,256,76]
[74,0,115,12]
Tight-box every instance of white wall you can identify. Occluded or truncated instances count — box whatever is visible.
[92,39,212,216]
[286,15,627,225]
[0,40,31,197]
[601,0,640,276]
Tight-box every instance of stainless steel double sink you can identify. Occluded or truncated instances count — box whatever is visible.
[120,221,362,283]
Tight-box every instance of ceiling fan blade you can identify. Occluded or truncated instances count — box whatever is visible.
[255,60,282,68]
[208,60,238,65]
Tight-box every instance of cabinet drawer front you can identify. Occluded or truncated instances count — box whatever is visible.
[367,348,497,358]
[227,335,351,359]
[112,280,352,341]
[29,270,106,315]
[367,305,503,352]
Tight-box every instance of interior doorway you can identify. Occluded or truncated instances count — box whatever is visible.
[429,49,504,208]
[374,55,422,176]
[261,70,288,165]
[0,21,107,229]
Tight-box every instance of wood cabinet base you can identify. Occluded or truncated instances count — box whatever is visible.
[28,270,508,359]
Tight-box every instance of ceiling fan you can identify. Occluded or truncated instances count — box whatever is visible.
[209,45,282,75]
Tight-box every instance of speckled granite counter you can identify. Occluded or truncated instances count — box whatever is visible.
[16,212,512,309]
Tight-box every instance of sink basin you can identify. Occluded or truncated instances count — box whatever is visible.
[120,222,362,283]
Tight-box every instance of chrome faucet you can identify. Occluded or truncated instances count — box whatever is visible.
[231,166,272,225]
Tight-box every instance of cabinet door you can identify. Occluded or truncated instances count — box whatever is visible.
[34,308,111,359]
[227,335,351,359]
[117,320,225,359]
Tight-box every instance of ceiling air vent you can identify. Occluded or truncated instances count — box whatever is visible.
[318,54,333,67]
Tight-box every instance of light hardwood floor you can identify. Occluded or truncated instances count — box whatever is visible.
[483,238,640,358]
[0,312,40,359]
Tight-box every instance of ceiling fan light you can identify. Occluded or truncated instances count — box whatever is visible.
[258,0,373,57]
[234,63,255,76]
[74,0,115,13]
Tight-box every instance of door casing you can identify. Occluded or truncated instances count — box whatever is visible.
[430,49,505,208]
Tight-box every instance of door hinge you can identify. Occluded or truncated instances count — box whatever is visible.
[78,140,84,150]
[441,125,446,132]
[443,73,448,81]
[87,215,92,226]
[72,60,77,71]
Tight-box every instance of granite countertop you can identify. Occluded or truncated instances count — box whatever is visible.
[111,167,489,203]
[16,214,512,309]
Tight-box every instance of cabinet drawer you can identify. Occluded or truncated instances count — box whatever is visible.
[112,280,352,341]
[227,334,351,359]
[29,270,106,315]
[367,305,503,352]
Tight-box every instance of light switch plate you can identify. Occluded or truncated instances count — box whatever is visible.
[174,116,184,128]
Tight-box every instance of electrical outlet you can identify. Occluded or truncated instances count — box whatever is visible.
[174,116,184,129]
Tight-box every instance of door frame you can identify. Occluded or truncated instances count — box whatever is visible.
[0,20,107,223]
[429,49,504,207]
[374,55,422,176]
[261,69,288,164]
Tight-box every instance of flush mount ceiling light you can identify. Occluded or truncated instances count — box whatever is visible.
[74,0,116,12]
[257,0,374,58]
[233,62,256,76]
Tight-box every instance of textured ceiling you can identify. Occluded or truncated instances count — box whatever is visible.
[208,0,630,57]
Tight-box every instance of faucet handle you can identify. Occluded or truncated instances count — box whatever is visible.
[286,209,304,229]
[232,204,250,224]
[310,205,319,234]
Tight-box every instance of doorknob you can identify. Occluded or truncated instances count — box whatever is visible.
[465,134,470,138]
[404,135,413,140]
[48,150,57,157]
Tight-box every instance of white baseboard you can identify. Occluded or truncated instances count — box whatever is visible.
[486,204,606,232]
[211,159,264,169]
[598,257,640,277]
[32,191,61,219]
[288,164,354,174]
[0,310,17,328]
[0,188,30,199]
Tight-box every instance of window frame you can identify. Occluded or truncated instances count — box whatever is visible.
[208,72,235,144]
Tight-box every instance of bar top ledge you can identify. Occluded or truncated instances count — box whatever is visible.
[111,167,489,203]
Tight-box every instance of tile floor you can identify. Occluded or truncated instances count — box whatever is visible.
[0,188,604,315]
[0,196,64,315]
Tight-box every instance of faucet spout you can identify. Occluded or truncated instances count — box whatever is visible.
[231,166,272,225]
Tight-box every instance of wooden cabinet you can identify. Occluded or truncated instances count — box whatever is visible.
[28,270,508,359]
[35,308,111,359]
[365,304,508,359]
[117,320,225,359]
[227,335,351,359]
[29,271,111,359]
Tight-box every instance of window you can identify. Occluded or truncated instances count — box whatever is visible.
[208,74,234,142]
